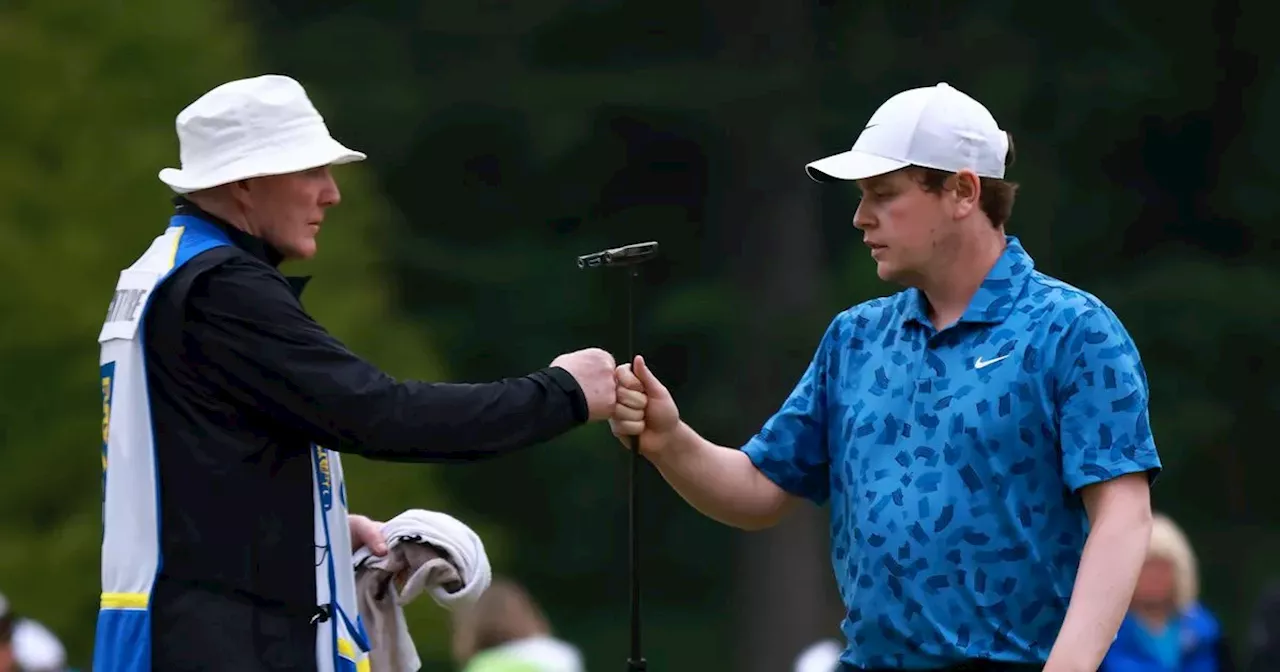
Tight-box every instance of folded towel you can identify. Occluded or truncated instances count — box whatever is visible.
[353,509,493,672]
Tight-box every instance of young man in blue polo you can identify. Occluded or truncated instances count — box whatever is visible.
[610,82,1161,671]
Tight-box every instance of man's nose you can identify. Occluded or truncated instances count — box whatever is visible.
[320,173,341,207]
[852,202,873,230]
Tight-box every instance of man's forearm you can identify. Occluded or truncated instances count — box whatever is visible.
[344,366,588,462]
[1045,507,1152,671]
[647,423,797,531]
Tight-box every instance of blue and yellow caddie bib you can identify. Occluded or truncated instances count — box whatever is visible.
[94,214,370,671]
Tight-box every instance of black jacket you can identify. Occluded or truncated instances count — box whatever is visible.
[142,199,587,671]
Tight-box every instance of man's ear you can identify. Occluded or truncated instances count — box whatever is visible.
[951,169,981,217]
[226,179,254,207]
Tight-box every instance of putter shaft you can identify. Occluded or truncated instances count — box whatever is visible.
[626,267,645,670]
[575,244,655,670]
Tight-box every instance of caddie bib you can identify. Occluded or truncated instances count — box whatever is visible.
[93,214,370,672]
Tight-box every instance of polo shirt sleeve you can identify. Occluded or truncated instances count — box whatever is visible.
[739,314,842,505]
[1055,305,1162,493]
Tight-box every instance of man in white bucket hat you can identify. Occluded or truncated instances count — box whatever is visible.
[94,74,618,672]
[153,74,368,260]
[610,83,1161,671]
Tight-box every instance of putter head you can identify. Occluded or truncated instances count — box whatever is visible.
[577,241,659,269]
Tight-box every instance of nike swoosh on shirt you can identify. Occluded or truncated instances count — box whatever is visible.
[974,354,1011,369]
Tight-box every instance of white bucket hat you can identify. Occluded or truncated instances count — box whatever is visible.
[158,74,366,194]
[805,82,1008,182]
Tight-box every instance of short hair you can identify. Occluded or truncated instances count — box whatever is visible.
[1147,512,1200,610]
[910,131,1020,228]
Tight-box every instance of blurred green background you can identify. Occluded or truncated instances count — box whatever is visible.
[1,1,1277,670]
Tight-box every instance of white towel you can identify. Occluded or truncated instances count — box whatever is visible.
[353,509,493,672]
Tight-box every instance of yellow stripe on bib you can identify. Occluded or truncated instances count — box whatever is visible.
[100,592,148,609]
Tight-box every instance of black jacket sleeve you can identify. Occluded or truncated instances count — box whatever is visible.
[182,257,588,461]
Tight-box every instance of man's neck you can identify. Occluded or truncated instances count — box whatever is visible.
[175,195,285,267]
[183,192,254,237]
[919,228,1007,330]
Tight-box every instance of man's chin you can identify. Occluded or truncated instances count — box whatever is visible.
[875,262,901,283]
[284,241,318,262]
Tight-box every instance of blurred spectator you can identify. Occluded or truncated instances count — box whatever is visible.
[1,594,14,672]
[1101,513,1233,671]
[792,600,845,672]
[10,619,66,672]
[792,637,841,672]
[1245,580,1280,672]
[451,577,584,672]
[0,593,68,672]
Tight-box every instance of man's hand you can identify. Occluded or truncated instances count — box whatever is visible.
[551,348,618,421]
[349,514,388,556]
[610,355,681,456]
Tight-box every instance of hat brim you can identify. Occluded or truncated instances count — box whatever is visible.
[158,139,367,194]
[804,150,910,183]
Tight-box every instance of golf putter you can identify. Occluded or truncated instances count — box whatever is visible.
[576,241,660,671]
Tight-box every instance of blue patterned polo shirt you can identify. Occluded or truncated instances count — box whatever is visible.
[742,236,1162,669]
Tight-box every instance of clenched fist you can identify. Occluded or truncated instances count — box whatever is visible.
[610,355,681,456]
[551,348,618,421]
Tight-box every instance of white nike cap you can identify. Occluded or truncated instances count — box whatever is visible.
[805,82,1009,182]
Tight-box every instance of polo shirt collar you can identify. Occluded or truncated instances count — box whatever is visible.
[900,235,1035,328]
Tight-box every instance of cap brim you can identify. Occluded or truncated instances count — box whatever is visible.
[158,139,367,194]
[804,150,910,183]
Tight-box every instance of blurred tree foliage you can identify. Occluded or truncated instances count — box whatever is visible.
[0,1,476,667]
